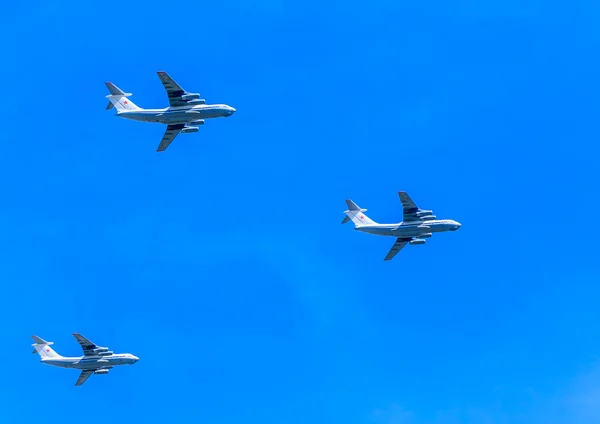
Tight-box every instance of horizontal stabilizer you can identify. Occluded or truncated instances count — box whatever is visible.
[104,83,138,112]
[31,335,60,358]
[105,82,132,97]
[345,199,366,212]
[32,335,54,353]
[31,336,54,354]
[31,335,51,345]
[342,198,376,226]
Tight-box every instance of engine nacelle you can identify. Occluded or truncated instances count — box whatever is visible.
[420,215,436,221]
[416,210,433,217]
[181,93,200,101]
[182,126,199,134]
[97,351,113,356]
[418,233,432,238]
[187,99,206,105]
[93,347,108,352]
[409,239,426,245]
[189,119,205,126]
[94,369,109,375]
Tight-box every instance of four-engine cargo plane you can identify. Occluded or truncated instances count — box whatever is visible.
[342,191,461,260]
[105,71,236,152]
[31,334,138,386]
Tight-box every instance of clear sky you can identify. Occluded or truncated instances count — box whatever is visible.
[1,1,600,423]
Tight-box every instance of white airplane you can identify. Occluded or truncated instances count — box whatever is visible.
[342,191,461,260]
[105,71,236,152]
[31,334,138,386]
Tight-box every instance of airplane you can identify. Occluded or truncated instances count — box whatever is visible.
[342,191,461,261]
[105,71,236,152]
[31,333,138,386]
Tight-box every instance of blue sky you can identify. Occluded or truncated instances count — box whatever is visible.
[1,0,600,423]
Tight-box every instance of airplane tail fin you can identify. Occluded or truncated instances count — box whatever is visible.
[31,335,61,359]
[342,199,376,226]
[105,82,140,111]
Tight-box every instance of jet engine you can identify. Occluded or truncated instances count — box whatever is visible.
[181,93,200,101]
[418,233,432,238]
[97,351,113,356]
[182,126,199,134]
[187,99,206,105]
[409,239,426,245]
[94,369,109,375]
[420,215,436,221]
[416,210,433,217]
[93,347,108,353]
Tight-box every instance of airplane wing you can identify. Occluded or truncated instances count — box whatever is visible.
[157,124,185,152]
[384,238,411,261]
[75,370,93,386]
[157,71,195,107]
[398,191,421,222]
[399,191,436,223]
[72,333,102,356]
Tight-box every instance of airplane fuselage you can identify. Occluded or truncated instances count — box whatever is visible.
[117,104,235,125]
[41,353,138,370]
[355,219,461,238]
